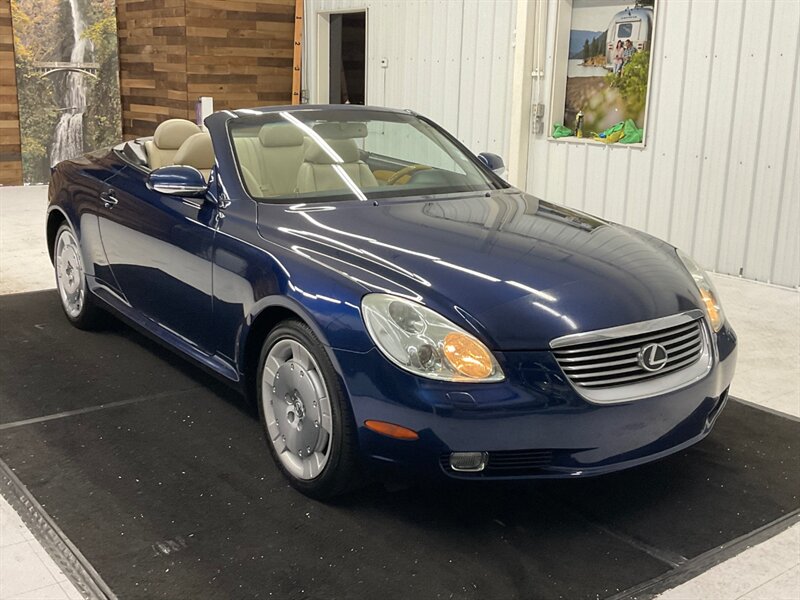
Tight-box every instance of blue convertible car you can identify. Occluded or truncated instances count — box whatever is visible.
[47,105,737,498]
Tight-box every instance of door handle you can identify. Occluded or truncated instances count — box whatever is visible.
[100,190,118,208]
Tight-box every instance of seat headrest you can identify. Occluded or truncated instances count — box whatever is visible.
[305,138,360,164]
[259,123,304,147]
[312,122,368,140]
[153,119,202,150]
[173,132,214,170]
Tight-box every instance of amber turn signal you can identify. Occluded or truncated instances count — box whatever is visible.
[364,420,419,440]
[700,289,723,332]
[442,332,494,379]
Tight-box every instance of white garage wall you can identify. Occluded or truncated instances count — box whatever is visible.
[303,0,517,159]
[528,0,800,288]
[303,0,799,288]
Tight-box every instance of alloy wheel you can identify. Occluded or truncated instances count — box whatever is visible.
[55,228,85,318]
[261,338,333,480]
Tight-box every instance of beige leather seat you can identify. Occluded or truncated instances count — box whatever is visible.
[172,132,214,180]
[145,119,202,169]
[234,123,305,197]
[297,124,377,193]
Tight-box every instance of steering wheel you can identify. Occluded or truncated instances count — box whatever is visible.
[387,164,432,185]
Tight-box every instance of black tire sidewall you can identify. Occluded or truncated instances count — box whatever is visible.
[256,320,359,499]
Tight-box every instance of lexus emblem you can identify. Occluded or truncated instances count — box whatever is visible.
[638,343,669,372]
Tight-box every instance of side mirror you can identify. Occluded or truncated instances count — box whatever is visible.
[477,152,505,176]
[147,165,208,197]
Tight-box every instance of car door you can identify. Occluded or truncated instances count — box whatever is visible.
[97,165,216,353]
[52,154,124,295]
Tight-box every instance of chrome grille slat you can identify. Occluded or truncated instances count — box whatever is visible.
[578,353,702,387]
[554,329,699,363]
[561,355,639,371]
[573,345,702,384]
[570,363,648,379]
[552,316,707,391]
[567,347,700,385]
[553,322,697,355]
[556,346,648,363]
[555,330,700,364]
[661,329,701,347]
[662,336,702,355]
[656,341,701,363]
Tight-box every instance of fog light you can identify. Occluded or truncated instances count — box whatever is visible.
[449,451,488,472]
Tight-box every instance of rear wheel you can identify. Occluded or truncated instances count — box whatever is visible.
[54,223,103,329]
[257,320,360,499]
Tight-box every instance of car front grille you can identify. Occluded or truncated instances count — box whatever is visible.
[552,317,705,389]
[485,449,555,472]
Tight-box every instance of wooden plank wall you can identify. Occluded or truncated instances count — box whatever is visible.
[0,0,296,174]
[117,0,295,139]
[185,0,295,111]
[116,0,192,139]
[0,0,22,185]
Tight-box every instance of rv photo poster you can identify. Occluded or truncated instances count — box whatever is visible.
[564,0,655,139]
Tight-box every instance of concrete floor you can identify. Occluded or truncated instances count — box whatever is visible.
[0,185,798,599]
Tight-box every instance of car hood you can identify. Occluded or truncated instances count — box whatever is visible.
[257,190,702,350]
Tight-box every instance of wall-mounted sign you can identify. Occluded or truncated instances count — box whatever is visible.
[11,0,121,183]
[552,0,656,144]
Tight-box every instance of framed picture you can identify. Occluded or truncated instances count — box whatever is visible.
[11,0,122,184]
[550,0,657,145]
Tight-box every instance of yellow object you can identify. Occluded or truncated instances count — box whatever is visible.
[606,130,625,143]
[591,130,625,144]
[700,288,724,332]
[373,169,396,183]
[387,164,431,185]
[443,332,494,379]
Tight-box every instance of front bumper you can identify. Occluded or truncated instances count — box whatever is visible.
[333,323,737,480]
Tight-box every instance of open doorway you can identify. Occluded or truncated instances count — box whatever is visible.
[328,11,366,104]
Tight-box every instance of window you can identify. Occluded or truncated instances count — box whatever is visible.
[361,121,464,174]
[616,22,633,38]
[228,109,506,203]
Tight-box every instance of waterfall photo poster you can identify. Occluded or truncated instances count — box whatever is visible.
[10,0,121,183]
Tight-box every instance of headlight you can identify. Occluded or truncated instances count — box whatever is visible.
[361,293,504,382]
[677,249,725,332]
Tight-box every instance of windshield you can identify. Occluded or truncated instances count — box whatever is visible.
[228,109,507,202]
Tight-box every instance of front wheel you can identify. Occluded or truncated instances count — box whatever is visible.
[53,223,103,330]
[257,320,361,499]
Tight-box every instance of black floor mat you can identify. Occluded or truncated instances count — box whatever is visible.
[1,291,798,600]
[0,290,206,423]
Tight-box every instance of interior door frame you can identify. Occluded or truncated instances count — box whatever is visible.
[314,7,369,105]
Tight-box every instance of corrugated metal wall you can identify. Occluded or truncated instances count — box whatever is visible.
[303,0,516,158]
[304,0,799,288]
[529,0,799,288]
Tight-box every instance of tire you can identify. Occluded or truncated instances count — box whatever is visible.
[53,223,104,330]
[257,319,361,499]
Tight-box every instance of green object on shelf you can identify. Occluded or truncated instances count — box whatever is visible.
[552,124,573,138]
[620,119,643,144]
